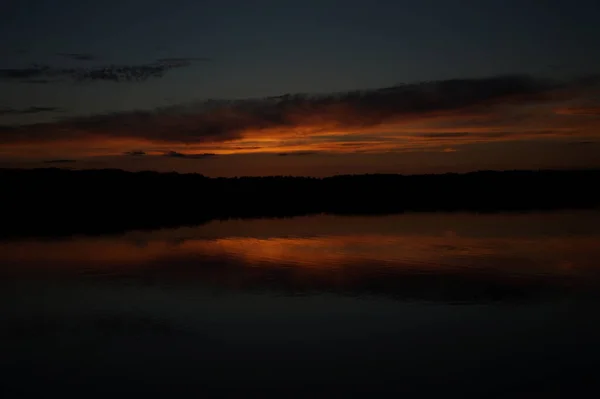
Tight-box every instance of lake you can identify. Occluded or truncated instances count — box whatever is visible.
[2,211,600,397]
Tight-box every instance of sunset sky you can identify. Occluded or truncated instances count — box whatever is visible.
[2,0,600,176]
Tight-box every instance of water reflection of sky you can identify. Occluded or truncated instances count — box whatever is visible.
[1,211,600,302]
[3,211,600,397]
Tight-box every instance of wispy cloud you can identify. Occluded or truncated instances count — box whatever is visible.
[0,65,52,80]
[277,151,319,156]
[43,159,76,164]
[554,106,600,116]
[155,57,211,63]
[56,53,96,61]
[123,151,146,156]
[0,106,63,116]
[163,151,218,159]
[20,79,52,84]
[1,74,599,158]
[419,132,471,139]
[0,57,209,83]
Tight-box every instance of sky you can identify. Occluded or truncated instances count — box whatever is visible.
[1,0,600,176]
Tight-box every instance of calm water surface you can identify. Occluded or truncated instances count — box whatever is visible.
[2,211,600,397]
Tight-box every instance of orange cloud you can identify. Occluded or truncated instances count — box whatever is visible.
[1,74,599,160]
[3,233,599,278]
[554,106,600,115]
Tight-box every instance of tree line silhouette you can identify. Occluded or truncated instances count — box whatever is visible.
[2,167,599,238]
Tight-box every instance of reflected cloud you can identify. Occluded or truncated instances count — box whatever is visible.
[2,212,600,303]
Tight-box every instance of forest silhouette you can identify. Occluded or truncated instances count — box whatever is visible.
[2,168,599,238]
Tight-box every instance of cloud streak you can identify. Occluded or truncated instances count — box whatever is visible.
[163,151,218,159]
[1,74,599,158]
[0,57,208,83]
[123,151,146,156]
[0,106,63,116]
[277,151,319,156]
[56,53,96,61]
[43,159,76,164]
[155,57,211,63]
[555,106,600,116]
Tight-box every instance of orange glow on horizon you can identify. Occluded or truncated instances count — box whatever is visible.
[2,91,600,163]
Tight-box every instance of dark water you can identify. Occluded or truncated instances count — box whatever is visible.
[2,211,600,397]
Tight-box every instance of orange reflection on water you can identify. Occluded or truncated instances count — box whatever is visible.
[1,229,600,279]
[0,239,174,272]
[178,234,600,275]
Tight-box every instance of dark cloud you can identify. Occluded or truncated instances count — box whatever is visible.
[155,57,211,63]
[0,57,207,83]
[124,151,146,156]
[21,79,52,84]
[231,146,263,150]
[68,61,184,82]
[0,65,52,80]
[56,53,96,61]
[419,132,471,138]
[163,151,218,159]
[415,131,560,142]
[277,151,319,156]
[0,106,63,116]
[0,74,595,145]
[339,142,368,147]
[43,159,76,164]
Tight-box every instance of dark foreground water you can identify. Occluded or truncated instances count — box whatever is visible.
[2,211,600,397]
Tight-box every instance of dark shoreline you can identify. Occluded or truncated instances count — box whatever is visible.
[2,167,599,239]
